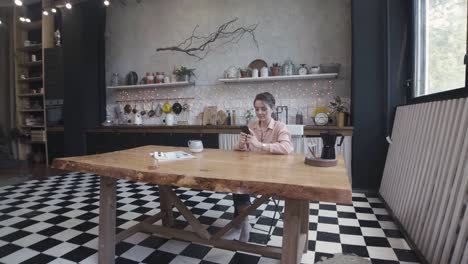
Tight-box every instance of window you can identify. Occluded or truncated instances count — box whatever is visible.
[413,0,467,98]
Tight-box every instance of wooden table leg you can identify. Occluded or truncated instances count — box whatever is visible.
[99,176,117,264]
[301,201,310,253]
[281,199,306,264]
[159,185,174,227]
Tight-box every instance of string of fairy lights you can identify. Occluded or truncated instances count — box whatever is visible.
[13,0,110,24]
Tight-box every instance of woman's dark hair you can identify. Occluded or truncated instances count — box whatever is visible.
[254,92,276,109]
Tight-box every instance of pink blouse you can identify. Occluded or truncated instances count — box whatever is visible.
[234,119,293,155]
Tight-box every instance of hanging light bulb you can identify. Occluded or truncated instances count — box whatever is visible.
[14,0,23,6]
[51,8,57,13]
[25,18,31,23]
[65,2,72,9]
[104,0,109,6]
[19,17,25,22]
[43,10,49,16]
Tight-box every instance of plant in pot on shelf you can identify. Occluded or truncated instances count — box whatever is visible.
[328,96,348,127]
[244,109,255,125]
[174,66,195,82]
[270,63,281,76]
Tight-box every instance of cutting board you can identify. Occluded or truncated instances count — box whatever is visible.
[202,106,218,125]
[217,110,227,125]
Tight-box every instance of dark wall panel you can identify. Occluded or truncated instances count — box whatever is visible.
[351,0,387,190]
[62,1,106,156]
[351,0,409,190]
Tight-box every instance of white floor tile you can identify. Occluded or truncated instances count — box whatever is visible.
[340,234,366,246]
[360,227,386,237]
[120,245,154,262]
[158,240,191,254]
[203,248,236,263]
[367,246,398,260]
[315,241,342,254]
[0,247,38,264]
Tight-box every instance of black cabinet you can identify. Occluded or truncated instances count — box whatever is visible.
[47,131,65,164]
[86,132,219,155]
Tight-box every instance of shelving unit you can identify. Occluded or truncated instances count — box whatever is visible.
[13,0,54,165]
[107,81,195,89]
[219,73,338,83]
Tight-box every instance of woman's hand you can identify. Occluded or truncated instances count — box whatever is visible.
[238,132,249,149]
[246,134,262,149]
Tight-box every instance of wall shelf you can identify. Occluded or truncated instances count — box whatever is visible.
[19,109,44,112]
[17,44,42,52]
[18,20,42,31]
[20,125,45,128]
[19,61,43,67]
[219,73,338,83]
[17,93,44,97]
[107,81,195,89]
[18,77,43,82]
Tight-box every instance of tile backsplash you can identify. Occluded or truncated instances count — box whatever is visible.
[106,79,350,126]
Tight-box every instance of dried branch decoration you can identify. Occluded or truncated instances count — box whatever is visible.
[156,18,259,60]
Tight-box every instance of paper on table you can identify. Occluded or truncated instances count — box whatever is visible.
[149,151,197,161]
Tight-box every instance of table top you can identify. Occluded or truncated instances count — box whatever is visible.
[52,146,352,203]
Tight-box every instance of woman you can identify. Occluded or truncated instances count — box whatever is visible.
[225,92,293,242]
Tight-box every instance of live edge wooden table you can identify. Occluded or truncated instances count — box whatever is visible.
[52,145,352,264]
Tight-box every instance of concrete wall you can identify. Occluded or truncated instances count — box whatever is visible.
[105,0,351,124]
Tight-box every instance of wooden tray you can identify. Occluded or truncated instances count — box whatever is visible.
[248,59,267,71]
[304,157,338,167]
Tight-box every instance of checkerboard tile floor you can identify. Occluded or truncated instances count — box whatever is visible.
[0,173,420,264]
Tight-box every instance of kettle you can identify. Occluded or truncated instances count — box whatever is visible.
[165,113,176,126]
[320,131,344,160]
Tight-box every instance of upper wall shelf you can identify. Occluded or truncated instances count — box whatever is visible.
[17,44,42,52]
[18,20,42,31]
[219,73,338,83]
[107,81,195,89]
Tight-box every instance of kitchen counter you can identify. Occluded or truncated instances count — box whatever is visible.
[88,125,353,136]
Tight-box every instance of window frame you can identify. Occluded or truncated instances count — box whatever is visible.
[409,0,468,104]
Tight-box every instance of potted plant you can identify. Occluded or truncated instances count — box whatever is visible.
[328,96,348,127]
[244,109,255,125]
[270,63,281,76]
[174,66,195,82]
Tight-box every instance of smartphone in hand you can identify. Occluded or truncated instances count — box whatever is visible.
[240,125,251,135]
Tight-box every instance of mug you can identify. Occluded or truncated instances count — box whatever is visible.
[188,140,203,153]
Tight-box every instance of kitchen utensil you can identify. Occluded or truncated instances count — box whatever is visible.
[132,103,138,114]
[216,110,227,125]
[165,113,176,126]
[224,66,239,79]
[172,102,182,115]
[126,71,138,85]
[148,102,155,117]
[162,102,172,113]
[182,102,190,112]
[320,131,345,159]
[248,59,267,72]
[140,103,147,116]
[309,66,320,74]
[134,113,143,125]
[202,106,217,125]
[124,104,132,114]
[155,103,163,117]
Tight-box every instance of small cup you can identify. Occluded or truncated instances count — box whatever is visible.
[31,54,37,62]
[188,140,203,153]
